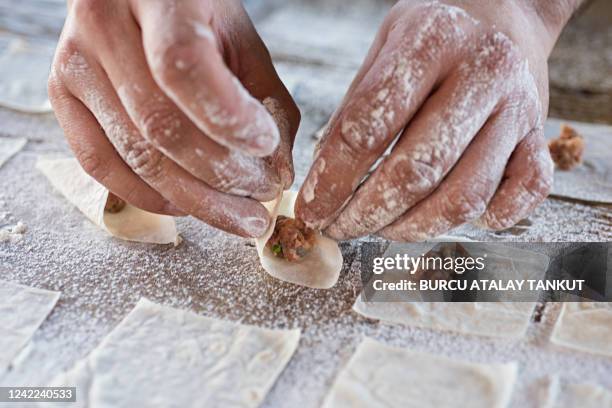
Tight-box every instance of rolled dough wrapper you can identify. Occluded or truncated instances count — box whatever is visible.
[550,302,612,357]
[36,157,178,244]
[322,337,518,408]
[46,299,301,408]
[0,280,60,372]
[255,191,343,289]
[0,37,54,113]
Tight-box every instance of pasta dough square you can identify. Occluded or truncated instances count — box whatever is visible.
[0,36,54,113]
[48,299,300,408]
[550,302,612,357]
[0,280,60,371]
[322,338,518,408]
[353,243,548,339]
[353,301,537,339]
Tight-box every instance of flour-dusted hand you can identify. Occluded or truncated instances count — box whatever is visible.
[48,0,299,237]
[296,0,584,241]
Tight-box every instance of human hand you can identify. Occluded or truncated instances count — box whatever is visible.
[296,0,580,241]
[48,0,299,237]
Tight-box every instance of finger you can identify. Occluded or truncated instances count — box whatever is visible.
[55,47,271,238]
[225,6,301,188]
[314,5,395,153]
[375,100,536,242]
[320,33,528,239]
[295,6,475,229]
[131,0,280,157]
[75,1,281,201]
[47,73,183,216]
[478,128,553,230]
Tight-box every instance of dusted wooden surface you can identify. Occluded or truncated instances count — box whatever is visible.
[1,1,611,407]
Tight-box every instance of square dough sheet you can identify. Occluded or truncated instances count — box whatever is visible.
[0,137,26,169]
[353,301,538,339]
[353,242,548,339]
[322,337,518,408]
[48,298,300,408]
[0,36,54,113]
[550,302,612,357]
[544,119,612,204]
[0,280,60,371]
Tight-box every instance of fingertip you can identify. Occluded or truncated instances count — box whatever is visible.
[252,181,284,203]
[294,195,324,231]
[242,110,281,157]
[239,213,271,238]
[162,202,188,217]
[324,223,347,241]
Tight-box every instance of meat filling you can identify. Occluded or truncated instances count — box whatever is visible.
[548,125,585,171]
[266,216,316,262]
[105,193,126,213]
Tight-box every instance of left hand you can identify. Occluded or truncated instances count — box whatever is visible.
[295,0,568,241]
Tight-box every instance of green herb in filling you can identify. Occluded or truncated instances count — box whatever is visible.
[271,244,283,255]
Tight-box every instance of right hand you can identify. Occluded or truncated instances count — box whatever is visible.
[48,0,300,238]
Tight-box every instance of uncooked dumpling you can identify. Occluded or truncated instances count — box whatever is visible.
[37,157,178,245]
[255,191,343,289]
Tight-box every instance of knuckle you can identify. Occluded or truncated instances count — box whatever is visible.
[126,140,165,181]
[450,188,488,223]
[527,165,553,199]
[72,0,109,29]
[139,106,182,148]
[152,31,214,84]
[209,172,241,194]
[54,39,91,81]
[47,75,66,102]
[338,115,385,156]
[481,211,511,231]
[388,153,440,195]
[479,32,522,73]
[76,150,106,181]
[524,147,554,198]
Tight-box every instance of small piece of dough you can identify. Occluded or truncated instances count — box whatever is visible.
[0,137,27,169]
[255,191,343,289]
[0,280,60,372]
[47,299,301,408]
[0,37,54,113]
[550,302,612,357]
[322,337,518,408]
[36,157,178,244]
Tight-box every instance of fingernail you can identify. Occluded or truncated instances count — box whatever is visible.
[242,216,270,238]
[248,110,281,157]
[164,202,187,217]
[324,223,345,241]
[295,201,325,231]
[260,183,284,203]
